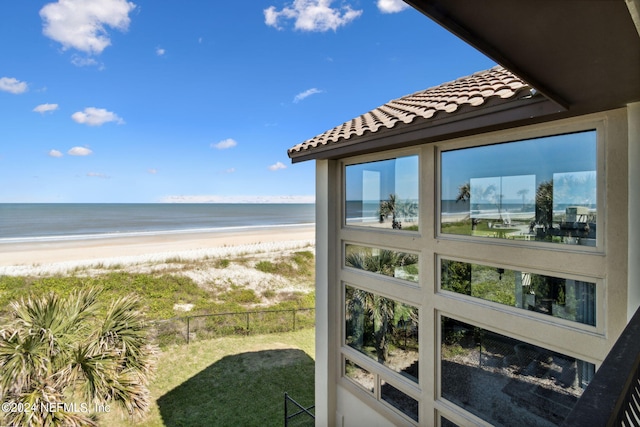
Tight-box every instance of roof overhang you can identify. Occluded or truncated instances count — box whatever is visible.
[290,93,560,163]
[405,0,640,114]
[288,1,640,163]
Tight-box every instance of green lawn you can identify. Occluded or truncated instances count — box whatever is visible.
[1,252,316,426]
[101,328,315,427]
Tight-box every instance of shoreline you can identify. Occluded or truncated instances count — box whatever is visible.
[0,222,316,244]
[0,225,315,272]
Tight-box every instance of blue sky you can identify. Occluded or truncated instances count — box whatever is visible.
[0,0,495,203]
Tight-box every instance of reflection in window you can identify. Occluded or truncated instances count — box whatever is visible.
[440,417,460,427]
[345,359,374,393]
[441,260,596,326]
[345,285,419,383]
[346,155,419,231]
[441,131,596,246]
[441,317,595,426]
[381,380,419,422]
[345,244,419,283]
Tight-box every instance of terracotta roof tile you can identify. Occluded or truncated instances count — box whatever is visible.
[288,66,532,158]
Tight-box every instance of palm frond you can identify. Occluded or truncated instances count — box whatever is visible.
[0,287,157,426]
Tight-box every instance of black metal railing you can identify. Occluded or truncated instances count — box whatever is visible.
[151,307,315,346]
[562,306,640,427]
[284,392,315,427]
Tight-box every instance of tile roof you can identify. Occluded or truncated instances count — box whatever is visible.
[288,66,532,158]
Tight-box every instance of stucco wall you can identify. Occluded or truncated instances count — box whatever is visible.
[336,385,397,427]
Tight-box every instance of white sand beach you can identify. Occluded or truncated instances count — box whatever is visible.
[0,225,315,276]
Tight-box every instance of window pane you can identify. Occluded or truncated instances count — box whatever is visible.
[440,416,460,427]
[441,131,596,246]
[441,317,595,426]
[346,155,419,231]
[345,244,419,283]
[345,285,419,383]
[441,260,596,326]
[345,358,375,393]
[381,380,419,422]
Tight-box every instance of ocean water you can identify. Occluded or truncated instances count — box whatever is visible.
[0,203,315,243]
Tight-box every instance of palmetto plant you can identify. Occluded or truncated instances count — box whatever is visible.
[345,249,417,279]
[347,288,418,363]
[345,250,418,363]
[0,289,157,427]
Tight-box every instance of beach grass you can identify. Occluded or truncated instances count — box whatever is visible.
[100,328,315,427]
[0,249,315,320]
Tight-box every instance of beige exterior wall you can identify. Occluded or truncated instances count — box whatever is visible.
[336,385,397,427]
[316,108,634,425]
[315,159,338,427]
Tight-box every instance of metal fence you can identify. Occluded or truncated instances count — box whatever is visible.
[284,392,315,427]
[151,307,315,346]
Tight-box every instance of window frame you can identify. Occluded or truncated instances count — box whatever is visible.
[436,254,604,334]
[342,148,422,235]
[340,280,422,425]
[435,312,597,426]
[332,112,620,426]
[435,120,606,254]
[343,241,421,287]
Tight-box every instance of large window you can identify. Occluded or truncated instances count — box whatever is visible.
[346,155,419,230]
[441,259,596,326]
[336,121,612,426]
[345,285,419,383]
[441,317,595,426]
[441,131,597,246]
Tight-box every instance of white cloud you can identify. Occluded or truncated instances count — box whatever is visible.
[87,172,110,179]
[156,47,166,56]
[211,138,238,150]
[0,77,28,94]
[34,103,59,113]
[160,195,315,203]
[264,0,362,32]
[377,0,408,13]
[71,107,124,126]
[223,168,236,174]
[148,168,158,174]
[40,0,136,55]
[269,161,287,171]
[71,55,101,68]
[68,146,93,156]
[293,87,323,103]
[48,149,63,158]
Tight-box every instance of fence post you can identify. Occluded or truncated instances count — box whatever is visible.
[246,312,250,334]
[293,309,296,331]
[284,392,288,427]
[187,316,190,345]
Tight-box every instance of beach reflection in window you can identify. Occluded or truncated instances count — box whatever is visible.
[441,131,597,246]
[441,317,594,426]
[345,244,419,283]
[441,259,596,326]
[346,155,419,231]
[345,285,419,383]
